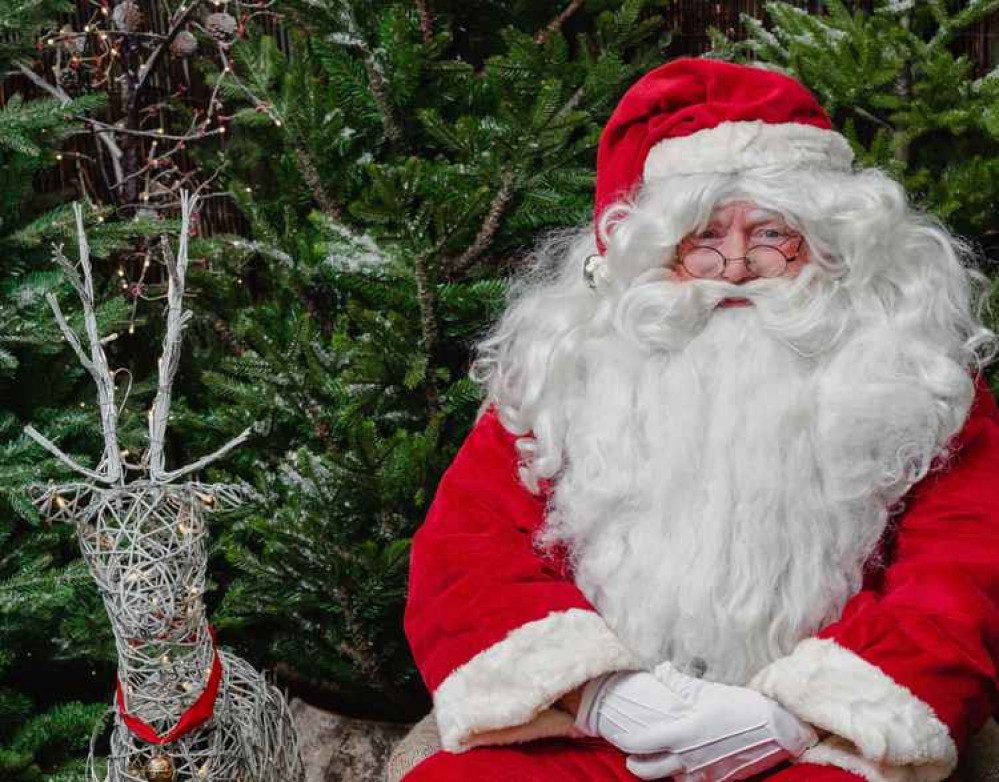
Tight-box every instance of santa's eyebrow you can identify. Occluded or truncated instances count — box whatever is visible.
[744,209,790,226]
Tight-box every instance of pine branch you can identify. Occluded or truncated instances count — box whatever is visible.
[361,53,403,144]
[445,171,517,277]
[414,0,433,43]
[293,144,343,220]
[412,251,439,367]
[327,8,404,143]
[534,0,586,45]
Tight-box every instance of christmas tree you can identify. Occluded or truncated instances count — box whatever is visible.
[8,0,999,774]
[3,0,675,768]
[0,0,263,771]
[709,0,999,258]
[0,0,115,773]
[189,0,672,718]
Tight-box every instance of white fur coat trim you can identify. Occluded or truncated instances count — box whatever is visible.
[643,120,855,178]
[749,637,957,780]
[432,607,639,753]
[801,735,953,782]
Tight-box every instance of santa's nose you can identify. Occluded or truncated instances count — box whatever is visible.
[718,233,755,283]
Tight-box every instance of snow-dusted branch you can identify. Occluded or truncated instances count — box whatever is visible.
[328,7,403,143]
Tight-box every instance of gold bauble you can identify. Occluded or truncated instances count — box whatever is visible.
[145,754,175,782]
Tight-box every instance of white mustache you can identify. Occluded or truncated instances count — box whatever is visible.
[613,264,848,357]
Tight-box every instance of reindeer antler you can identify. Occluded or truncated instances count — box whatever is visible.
[25,192,251,486]
[24,203,124,484]
[147,191,251,484]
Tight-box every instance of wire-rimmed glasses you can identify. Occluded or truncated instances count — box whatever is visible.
[678,236,805,279]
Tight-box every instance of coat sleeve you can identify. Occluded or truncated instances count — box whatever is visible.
[404,405,638,753]
[751,377,999,782]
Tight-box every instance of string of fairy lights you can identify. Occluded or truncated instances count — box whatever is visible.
[33,0,283,212]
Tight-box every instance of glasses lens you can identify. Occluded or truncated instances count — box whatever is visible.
[746,246,787,278]
[682,248,724,278]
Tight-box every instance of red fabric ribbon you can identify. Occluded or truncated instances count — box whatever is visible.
[115,629,223,745]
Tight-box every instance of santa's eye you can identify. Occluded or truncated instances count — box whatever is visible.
[753,227,789,243]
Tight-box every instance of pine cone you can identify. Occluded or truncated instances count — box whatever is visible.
[111,0,144,32]
[57,65,81,93]
[205,11,237,42]
[170,30,198,58]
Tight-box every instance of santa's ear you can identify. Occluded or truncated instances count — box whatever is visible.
[28,483,96,525]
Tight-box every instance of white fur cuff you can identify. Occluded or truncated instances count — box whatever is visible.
[801,735,952,782]
[643,120,854,178]
[433,608,639,752]
[749,638,957,781]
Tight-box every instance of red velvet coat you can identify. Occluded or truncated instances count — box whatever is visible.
[405,381,999,781]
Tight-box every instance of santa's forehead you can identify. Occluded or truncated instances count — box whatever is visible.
[707,199,788,224]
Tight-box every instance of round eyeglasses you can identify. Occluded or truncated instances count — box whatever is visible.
[678,236,805,279]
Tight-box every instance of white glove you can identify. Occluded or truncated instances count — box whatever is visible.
[575,670,693,754]
[623,662,818,781]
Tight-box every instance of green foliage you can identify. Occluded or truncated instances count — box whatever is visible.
[0,3,132,775]
[0,0,74,66]
[13,0,999,769]
[185,0,670,717]
[709,0,999,242]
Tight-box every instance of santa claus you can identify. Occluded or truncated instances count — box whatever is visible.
[402,58,999,781]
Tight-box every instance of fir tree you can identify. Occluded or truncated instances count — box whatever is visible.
[709,0,999,250]
[188,0,673,717]
[1,0,115,775]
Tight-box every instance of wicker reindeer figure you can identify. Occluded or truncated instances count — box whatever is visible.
[25,194,304,782]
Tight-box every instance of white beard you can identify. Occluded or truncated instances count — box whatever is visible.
[539,273,969,685]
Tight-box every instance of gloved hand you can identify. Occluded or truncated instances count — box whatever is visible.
[623,662,818,781]
[574,669,692,754]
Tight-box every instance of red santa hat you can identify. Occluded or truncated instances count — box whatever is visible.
[593,58,854,254]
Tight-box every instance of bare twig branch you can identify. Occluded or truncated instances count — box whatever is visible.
[17,62,124,185]
[147,192,196,480]
[28,206,124,483]
[44,290,96,373]
[16,61,71,106]
[130,0,205,110]
[156,427,252,482]
[85,118,219,142]
[68,205,124,481]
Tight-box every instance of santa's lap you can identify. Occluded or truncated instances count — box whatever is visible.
[403,740,868,781]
